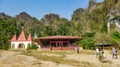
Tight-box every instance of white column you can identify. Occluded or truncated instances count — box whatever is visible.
[15,43,18,49]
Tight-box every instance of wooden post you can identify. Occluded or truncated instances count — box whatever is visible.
[77,47,79,54]
[50,40,52,50]
[61,41,63,50]
[68,40,70,47]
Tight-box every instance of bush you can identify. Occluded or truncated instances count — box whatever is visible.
[0,43,10,50]
[111,31,120,46]
[79,37,95,50]
[30,44,38,50]
[27,44,38,50]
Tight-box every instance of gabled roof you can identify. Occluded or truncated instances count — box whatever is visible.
[27,34,32,41]
[17,31,26,41]
[11,34,17,41]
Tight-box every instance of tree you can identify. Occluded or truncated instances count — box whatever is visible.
[79,37,95,50]
[111,31,120,46]
[0,17,19,50]
[79,33,95,50]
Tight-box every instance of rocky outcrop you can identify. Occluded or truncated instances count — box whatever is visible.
[107,10,120,33]
[88,0,96,8]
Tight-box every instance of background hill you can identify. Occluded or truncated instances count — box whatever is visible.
[0,0,120,49]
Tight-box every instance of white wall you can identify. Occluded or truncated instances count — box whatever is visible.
[11,41,32,49]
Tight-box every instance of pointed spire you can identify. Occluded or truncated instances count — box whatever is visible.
[17,31,26,41]
[11,34,17,41]
[27,34,32,41]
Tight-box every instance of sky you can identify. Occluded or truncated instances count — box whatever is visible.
[0,0,103,20]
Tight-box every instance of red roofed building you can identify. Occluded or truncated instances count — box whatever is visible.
[34,35,83,50]
[11,31,32,49]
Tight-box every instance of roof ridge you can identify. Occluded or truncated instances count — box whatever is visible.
[27,34,32,41]
[17,31,26,41]
[11,34,17,41]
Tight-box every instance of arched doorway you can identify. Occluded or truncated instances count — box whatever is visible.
[18,43,25,48]
[12,44,15,48]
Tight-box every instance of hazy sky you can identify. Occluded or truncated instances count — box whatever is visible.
[0,0,103,20]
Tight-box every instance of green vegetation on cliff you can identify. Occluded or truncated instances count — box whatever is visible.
[0,0,120,49]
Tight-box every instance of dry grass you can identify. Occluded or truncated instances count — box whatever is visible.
[79,50,95,55]
[22,50,96,67]
[1,50,119,67]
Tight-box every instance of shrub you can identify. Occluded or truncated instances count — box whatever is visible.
[27,44,38,50]
[79,37,95,50]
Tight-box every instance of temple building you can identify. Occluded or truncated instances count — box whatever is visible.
[34,35,83,50]
[11,31,32,49]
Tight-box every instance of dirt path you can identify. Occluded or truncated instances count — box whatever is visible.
[0,51,74,67]
[0,51,40,67]
[64,50,120,67]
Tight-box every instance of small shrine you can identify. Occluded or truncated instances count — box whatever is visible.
[11,31,32,49]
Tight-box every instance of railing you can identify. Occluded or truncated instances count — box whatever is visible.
[61,47,71,50]
[41,46,78,50]
[41,46,50,50]
[51,47,61,50]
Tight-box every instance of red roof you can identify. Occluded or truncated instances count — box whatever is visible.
[11,34,17,41]
[11,31,32,42]
[27,34,32,41]
[34,35,83,40]
[17,31,26,41]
